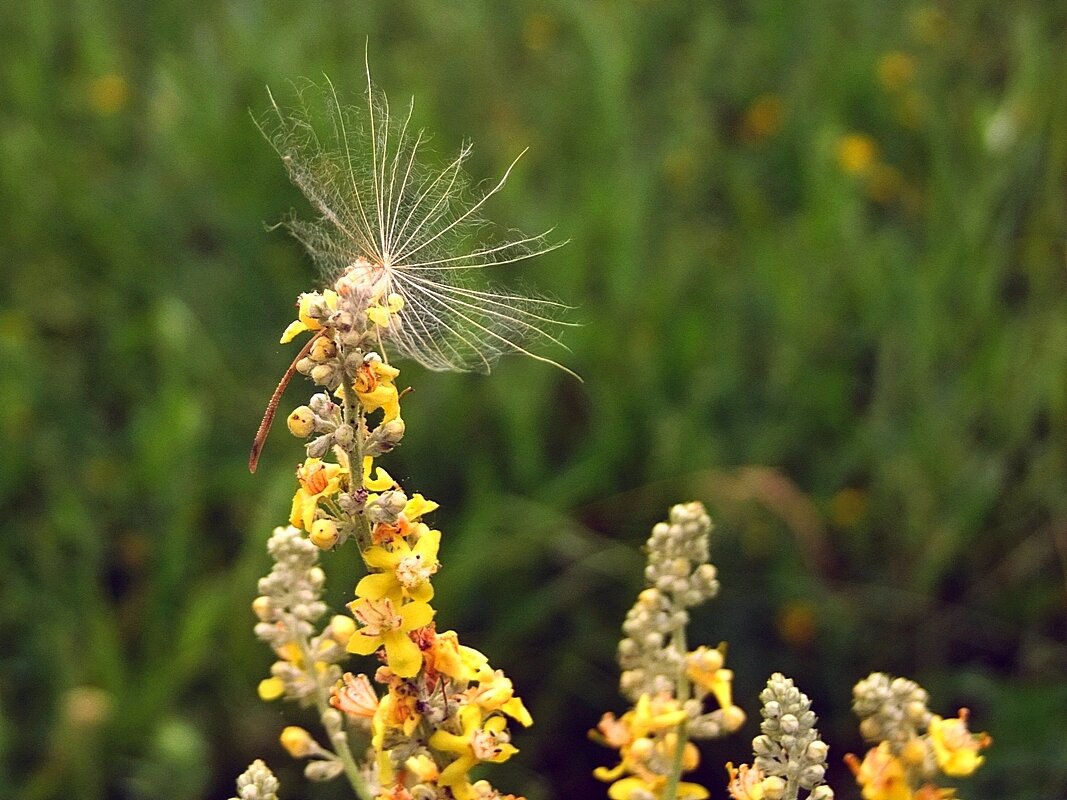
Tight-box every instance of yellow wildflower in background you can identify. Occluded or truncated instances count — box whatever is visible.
[927,711,989,777]
[878,52,916,92]
[742,94,784,143]
[837,134,878,176]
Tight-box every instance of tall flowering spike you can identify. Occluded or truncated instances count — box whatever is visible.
[240,68,544,800]
[749,673,834,799]
[594,503,745,800]
[256,68,577,378]
[847,673,990,799]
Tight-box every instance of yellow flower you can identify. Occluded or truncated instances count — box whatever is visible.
[428,630,490,683]
[362,456,395,492]
[686,646,735,710]
[726,763,766,800]
[346,597,434,678]
[367,293,404,327]
[928,710,989,777]
[430,705,518,799]
[630,693,688,738]
[606,775,708,800]
[403,493,439,521]
[329,672,379,719]
[846,742,912,800]
[280,290,339,343]
[290,458,347,531]
[878,51,916,92]
[837,134,878,176]
[356,528,441,604]
[464,669,533,727]
[353,359,402,422]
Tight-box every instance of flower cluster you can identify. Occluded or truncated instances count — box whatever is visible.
[230,72,566,800]
[845,673,990,800]
[238,254,536,800]
[728,673,834,800]
[593,502,746,800]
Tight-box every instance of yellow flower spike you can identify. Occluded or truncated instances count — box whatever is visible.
[290,458,347,531]
[346,597,435,678]
[357,529,441,604]
[402,493,439,522]
[928,710,990,777]
[362,456,395,492]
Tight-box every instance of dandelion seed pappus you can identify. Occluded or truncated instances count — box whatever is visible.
[248,59,577,471]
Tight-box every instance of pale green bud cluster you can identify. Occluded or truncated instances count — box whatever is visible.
[229,759,279,800]
[753,673,834,799]
[852,671,932,754]
[643,501,719,607]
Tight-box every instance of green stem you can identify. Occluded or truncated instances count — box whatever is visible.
[338,348,373,552]
[663,610,691,800]
[294,626,373,800]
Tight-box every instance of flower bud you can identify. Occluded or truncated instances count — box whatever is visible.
[251,595,274,621]
[309,336,337,362]
[287,406,316,437]
[805,740,829,762]
[327,614,356,644]
[309,520,339,550]
[310,364,335,385]
[304,758,345,782]
[306,434,333,459]
[333,423,355,449]
[280,725,315,758]
[762,776,786,800]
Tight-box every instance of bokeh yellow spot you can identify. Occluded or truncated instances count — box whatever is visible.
[523,13,557,52]
[837,134,878,177]
[830,487,868,527]
[878,51,916,92]
[776,600,817,647]
[88,73,129,115]
[742,94,784,143]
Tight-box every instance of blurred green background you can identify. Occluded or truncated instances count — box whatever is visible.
[3,1,1067,798]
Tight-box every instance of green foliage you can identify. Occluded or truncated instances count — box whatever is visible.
[2,1,1065,798]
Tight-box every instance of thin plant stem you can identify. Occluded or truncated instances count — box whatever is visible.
[663,608,690,800]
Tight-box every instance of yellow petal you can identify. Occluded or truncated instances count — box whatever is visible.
[503,697,533,727]
[363,545,401,571]
[382,630,423,677]
[346,630,384,656]
[355,572,399,601]
[400,601,436,631]
[403,494,439,521]
[367,306,391,327]
[409,582,434,604]
[280,320,309,344]
[362,456,395,491]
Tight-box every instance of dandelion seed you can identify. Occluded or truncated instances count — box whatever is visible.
[256,58,579,379]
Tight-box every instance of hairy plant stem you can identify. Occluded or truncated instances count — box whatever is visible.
[663,610,690,800]
[338,348,373,552]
